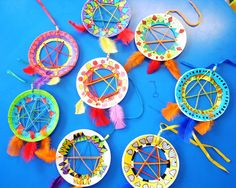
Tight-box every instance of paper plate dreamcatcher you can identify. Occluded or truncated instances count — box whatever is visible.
[24,0,79,86]
[69,0,134,45]
[124,0,202,79]
[161,61,234,172]
[75,37,143,129]
[7,89,59,163]
[54,129,111,187]
[122,123,180,188]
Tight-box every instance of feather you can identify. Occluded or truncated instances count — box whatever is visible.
[50,176,64,188]
[115,28,134,45]
[178,117,196,142]
[47,77,60,85]
[7,136,24,156]
[162,102,180,121]
[23,65,36,75]
[109,104,126,129]
[164,59,181,80]
[147,60,161,74]
[99,37,117,54]
[90,107,110,126]
[22,142,37,162]
[124,51,145,73]
[35,149,56,163]
[33,76,50,89]
[194,121,214,135]
[68,20,87,32]
[75,99,85,114]
[35,137,56,163]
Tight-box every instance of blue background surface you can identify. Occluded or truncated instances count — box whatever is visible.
[0,0,236,187]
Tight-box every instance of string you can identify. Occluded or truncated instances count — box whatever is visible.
[162,123,230,173]
[124,77,144,120]
[37,0,59,30]
[7,70,27,83]
[166,0,202,27]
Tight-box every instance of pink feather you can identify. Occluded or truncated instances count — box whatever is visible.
[109,104,126,129]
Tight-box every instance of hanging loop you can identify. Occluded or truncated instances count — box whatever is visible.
[166,0,202,27]
[37,0,59,30]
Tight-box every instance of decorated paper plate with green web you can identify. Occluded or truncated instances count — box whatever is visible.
[8,89,59,142]
[56,129,111,187]
[175,68,230,121]
[76,57,128,109]
[135,13,187,61]
[81,0,131,37]
[122,134,179,188]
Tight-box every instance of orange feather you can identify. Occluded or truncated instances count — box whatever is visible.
[162,102,180,121]
[124,51,145,73]
[194,121,214,135]
[7,136,24,156]
[164,59,181,80]
[35,149,56,163]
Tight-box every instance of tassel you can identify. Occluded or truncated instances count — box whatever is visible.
[164,59,181,80]
[75,99,85,114]
[147,60,161,74]
[35,137,56,163]
[50,176,64,188]
[178,117,196,142]
[161,102,180,121]
[33,76,50,89]
[68,20,87,32]
[7,136,24,156]
[99,37,118,54]
[23,65,36,75]
[115,28,134,45]
[47,77,60,85]
[124,51,145,73]
[194,121,214,135]
[22,142,37,162]
[109,104,126,129]
[90,107,110,126]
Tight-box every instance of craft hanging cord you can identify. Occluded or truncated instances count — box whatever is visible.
[166,0,202,27]
[37,0,59,30]
[162,123,230,173]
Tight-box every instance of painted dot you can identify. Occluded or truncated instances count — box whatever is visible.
[115,64,120,69]
[78,77,83,81]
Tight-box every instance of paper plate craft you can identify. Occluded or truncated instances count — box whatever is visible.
[55,129,111,187]
[69,0,134,45]
[122,123,179,188]
[161,61,234,172]
[24,0,79,86]
[75,36,144,130]
[124,0,202,79]
[7,89,59,163]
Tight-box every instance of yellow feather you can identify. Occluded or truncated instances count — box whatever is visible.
[75,99,85,114]
[47,77,61,85]
[99,37,117,54]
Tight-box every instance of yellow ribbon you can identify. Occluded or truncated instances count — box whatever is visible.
[162,123,230,173]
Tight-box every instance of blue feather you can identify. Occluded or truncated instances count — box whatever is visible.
[50,176,64,188]
[178,117,196,142]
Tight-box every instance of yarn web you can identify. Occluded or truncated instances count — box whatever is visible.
[175,68,230,121]
[127,146,169,180]
[86,69,119,102]
[144,25,177,55]
[40,39,71,69]
[8,90,59,142]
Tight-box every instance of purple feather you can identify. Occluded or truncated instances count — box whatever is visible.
[50,176,64,188]
[33,76,50,89]
[178,117,196,142]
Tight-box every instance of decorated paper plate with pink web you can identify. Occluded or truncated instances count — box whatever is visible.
[76,58,128,109]
[28,30,79,78]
